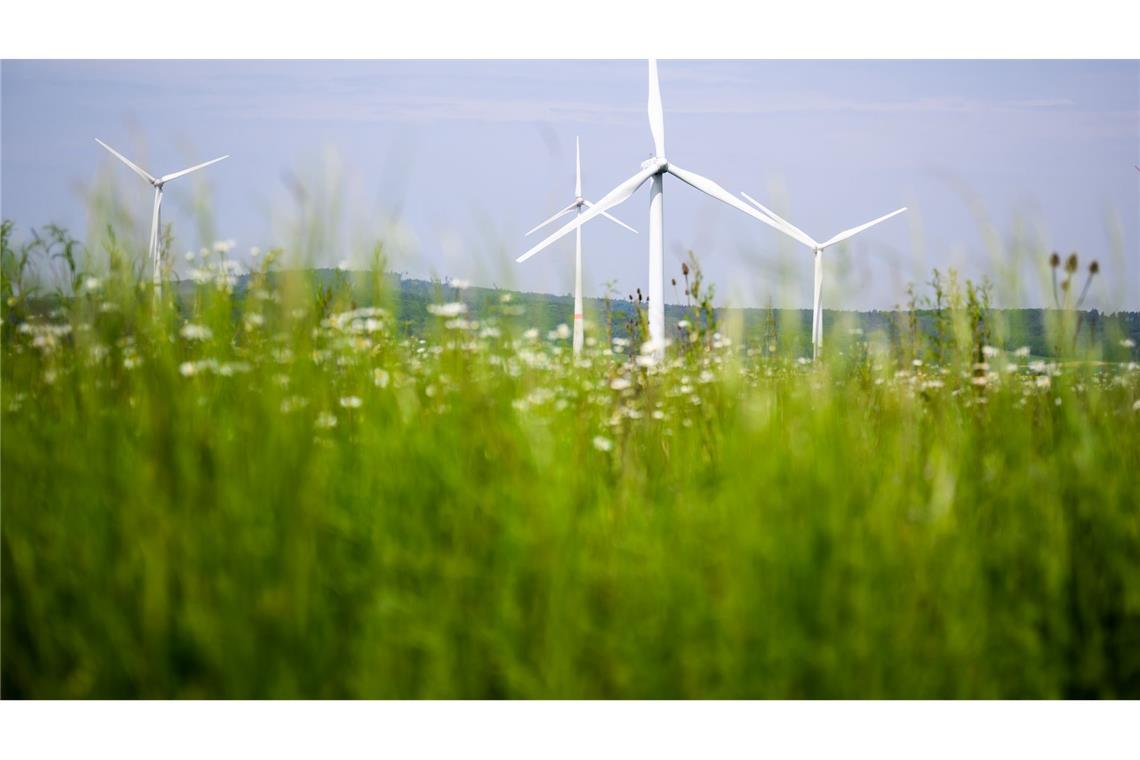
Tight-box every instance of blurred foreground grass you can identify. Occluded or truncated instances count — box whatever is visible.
[2,224,1139,698]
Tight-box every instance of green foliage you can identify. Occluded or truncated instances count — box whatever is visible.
[3,223,1140,698]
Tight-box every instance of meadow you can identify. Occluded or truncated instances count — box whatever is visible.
[2,222,1139,698]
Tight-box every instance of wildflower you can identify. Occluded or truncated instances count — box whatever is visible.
[652,409,666,420]
[428,302,467,318]
[374,369,390,388]
[1122,339,1136,349]
[1036,376,1052,389]
[677,319,691,330]
[499,292,512,303]
[452,278,470,290]
[523,328,539,341]
[912,359,923,367]
[280,396,308,414]
[549,323,571,341]
[82,276,102,293]
[1013,346,1031,358]
[179,362,197,377]
[185,250,196,262]
[610,377,632,391]
[592,435,613,452]
[218,362,251,377]
[213,239,237,254]
[249,246,261,259]
[1133,400,1140,412]
[180,323,213,341]
[339,396,363,409]
[981,345,999,358]
[337,259,351,272]
[315,412,338,429]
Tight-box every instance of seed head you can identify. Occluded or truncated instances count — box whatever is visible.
[1089,260,1099,274]
[1049,252,1061,268]
[1065,252,1079,273]
[682,262,690,276]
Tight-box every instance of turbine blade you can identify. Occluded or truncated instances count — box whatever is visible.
[583,201,637,234]
[95,139,156,184]
[820,207,908,249]
[575,136,582,197]
[648,59,665,157]
[666,164,792,236]
[518,165,656,263]
[741,192,818,248]
[524,202,578,237]
[159,154,230,183]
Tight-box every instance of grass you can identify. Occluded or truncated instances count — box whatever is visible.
[2,230,1139,699]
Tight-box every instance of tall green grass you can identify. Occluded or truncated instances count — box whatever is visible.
[2,223,1139,698]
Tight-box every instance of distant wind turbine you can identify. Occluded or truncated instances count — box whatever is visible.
[740,192,906,359]
[517,60,789,361]
[96,139,229,296]
[523,137,637,354]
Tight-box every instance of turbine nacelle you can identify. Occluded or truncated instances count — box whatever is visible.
[641,157,668,173]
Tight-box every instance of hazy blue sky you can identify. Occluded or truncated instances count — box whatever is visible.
[2,60,1137,309]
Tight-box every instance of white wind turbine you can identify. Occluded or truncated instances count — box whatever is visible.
[96,139,229,296]
[524,136,637,354]
[740,192,906,359]
[517,60,790,361]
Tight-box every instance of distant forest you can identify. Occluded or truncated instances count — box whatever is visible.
[243,270,1140,362]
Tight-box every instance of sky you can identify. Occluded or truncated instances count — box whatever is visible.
[2,59,1138,310]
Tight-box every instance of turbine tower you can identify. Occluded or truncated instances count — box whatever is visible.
[523,137,637,354]
[96,139,229,296]
[517,60,789,362]
[740,192,906,359]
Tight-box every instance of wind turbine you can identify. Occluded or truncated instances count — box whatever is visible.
[524,137,637,354]
[740,192,906,359]
[517,60,790,361]
[96,139,229,296]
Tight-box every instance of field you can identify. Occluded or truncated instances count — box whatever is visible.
[2,225,1139,698]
